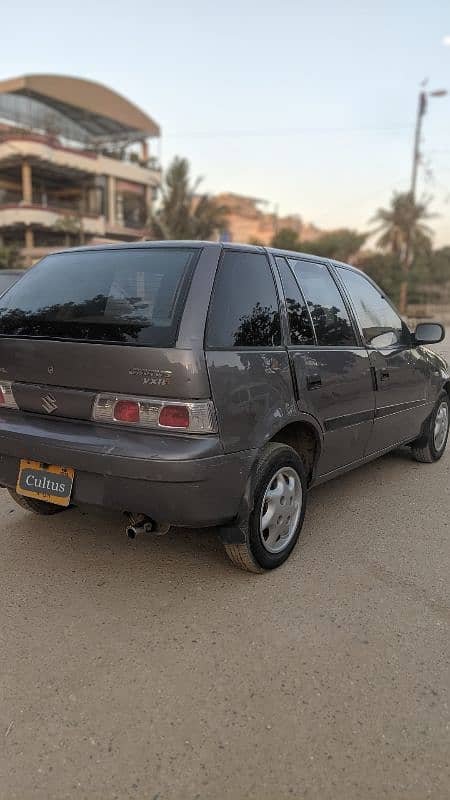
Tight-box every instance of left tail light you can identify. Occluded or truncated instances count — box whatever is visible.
[0,381,18,409]
[92,393,217,434]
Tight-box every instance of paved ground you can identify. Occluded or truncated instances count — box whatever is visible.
[1,347,450,800]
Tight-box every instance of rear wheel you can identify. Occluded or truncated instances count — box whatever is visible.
[224,443,307,573]
[411,391,450,463]
[7,489,67,516]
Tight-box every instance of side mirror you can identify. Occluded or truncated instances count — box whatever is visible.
[414,322,445,345]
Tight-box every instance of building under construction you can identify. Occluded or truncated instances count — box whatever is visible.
[0,74,161,265]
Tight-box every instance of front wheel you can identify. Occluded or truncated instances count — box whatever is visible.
[224,443,307,573]
[411,391,450,463]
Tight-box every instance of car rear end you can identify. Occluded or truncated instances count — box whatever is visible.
[0,242,254,527]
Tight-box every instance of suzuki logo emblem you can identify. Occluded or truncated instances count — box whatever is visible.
[41,394,58,414]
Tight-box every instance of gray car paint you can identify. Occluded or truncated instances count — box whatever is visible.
[0,240,447,535]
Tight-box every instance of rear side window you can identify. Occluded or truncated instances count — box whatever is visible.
[206,251,281,348]
[275,257,315,345]
[289,259,357,347]
[0,248,197,346]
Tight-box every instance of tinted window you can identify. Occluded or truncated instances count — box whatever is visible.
[0,273,21,294]
[206,251,281,348]
[276,257,315,345]
[0,248,197,346]
[336,267,410,347]
[288,259,356,346]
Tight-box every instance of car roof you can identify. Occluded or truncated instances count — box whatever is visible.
[42,240,365,276]
[46,240,263,256]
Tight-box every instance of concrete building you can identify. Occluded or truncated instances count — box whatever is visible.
[0,74,161,264]
[215,192,321,246]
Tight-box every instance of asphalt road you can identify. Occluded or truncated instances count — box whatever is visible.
[1,346,450,800]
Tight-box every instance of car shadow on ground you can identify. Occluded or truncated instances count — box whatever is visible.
[0,444,426,583]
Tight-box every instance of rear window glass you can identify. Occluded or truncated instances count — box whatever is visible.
[0,248,198,346]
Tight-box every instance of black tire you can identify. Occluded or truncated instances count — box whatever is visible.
[7,488,67,516]
[224,443,307,573]
[411,391,450,463]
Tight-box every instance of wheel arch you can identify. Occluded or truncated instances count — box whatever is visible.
[218,416,323,546]
[269,417,322,485]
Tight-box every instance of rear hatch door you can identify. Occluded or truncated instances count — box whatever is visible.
[0,245,210,420]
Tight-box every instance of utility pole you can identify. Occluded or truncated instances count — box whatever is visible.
[410,91,427,201]
[399,86,447,314]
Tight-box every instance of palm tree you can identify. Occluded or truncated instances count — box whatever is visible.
[148,157,228,240]
[371,192,433,255]
[371,192,434,312]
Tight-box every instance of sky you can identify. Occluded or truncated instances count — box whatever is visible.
[2,0,450,245]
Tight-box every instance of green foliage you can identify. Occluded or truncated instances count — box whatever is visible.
[271,227,366,261]
[271,227,300,250]
[426,246,450,285]
[0,244,23,269]
[359,246,450,306]
[298,229,367,262]
[371,191,433,257]
[148,157,228,240]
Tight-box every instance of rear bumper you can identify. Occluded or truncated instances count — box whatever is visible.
[0,411,257,526]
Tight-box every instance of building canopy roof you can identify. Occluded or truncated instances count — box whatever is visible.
[0,74,160,143]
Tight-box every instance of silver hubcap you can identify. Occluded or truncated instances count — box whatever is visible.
[259,466,302,554]
[434,401,449,451]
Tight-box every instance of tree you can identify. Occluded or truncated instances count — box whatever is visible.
[297,229,367,262]
[53,215,85,246]
[148,157,228,240]
[0,244,23,269]
[271,227,300,250]
[371,192,433,255]
[371,191,434,312]
[428,247,450,285]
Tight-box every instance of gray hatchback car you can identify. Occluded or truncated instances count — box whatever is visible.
[0,242,448,572]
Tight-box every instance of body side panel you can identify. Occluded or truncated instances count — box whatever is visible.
[291,346,375,475]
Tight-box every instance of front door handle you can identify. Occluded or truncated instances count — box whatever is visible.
[380,369,390,381]
[306,373,322,390]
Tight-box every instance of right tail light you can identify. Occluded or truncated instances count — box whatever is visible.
[92,393,217,434]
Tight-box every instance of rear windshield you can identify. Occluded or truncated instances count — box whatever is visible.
[0,248,198,346]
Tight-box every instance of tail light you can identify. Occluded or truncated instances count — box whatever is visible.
[0,381,18,409]
[92,393,217,434]
[114,400,140,423]
[159,404,190,428]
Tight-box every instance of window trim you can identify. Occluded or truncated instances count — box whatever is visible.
[274,255,318,347]
[332,263,412,351]
[283,256,361,349]
[204,247,283,351]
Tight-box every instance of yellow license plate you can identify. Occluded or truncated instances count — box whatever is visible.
[16,460,74,507]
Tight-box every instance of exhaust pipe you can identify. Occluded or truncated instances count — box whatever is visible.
[126,522,152,539]
[124,513,170,539]
[125,513,153,539]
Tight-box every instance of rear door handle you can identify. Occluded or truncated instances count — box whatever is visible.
[306,373,322,390]
[380,369,390,381]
